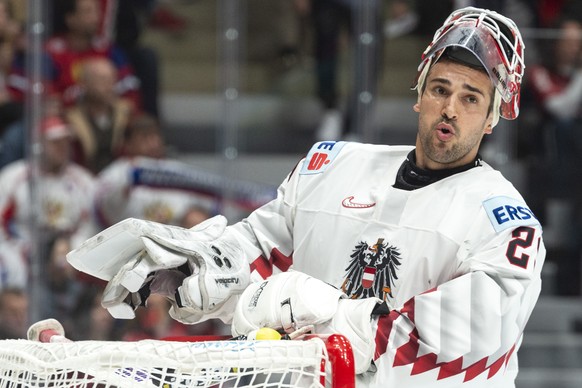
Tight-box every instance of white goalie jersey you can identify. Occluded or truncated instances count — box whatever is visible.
[227,141,545,387]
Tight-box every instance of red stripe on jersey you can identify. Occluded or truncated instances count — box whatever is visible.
[504,343,516,366]
[411,352,439,375]
[400,297,416,323]
[487,352,507,378]
[393,328,421,367]
[437,357,463,379]
[250,248,293,279]
[392,331,516,381]
[374,290,517,382]
[463,357,489,382]
[374,311,398,360]
[374,298,417,362]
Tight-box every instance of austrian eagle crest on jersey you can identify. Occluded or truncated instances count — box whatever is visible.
[342,238,402,301]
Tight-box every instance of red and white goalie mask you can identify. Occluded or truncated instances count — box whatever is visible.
[413,7,525,123]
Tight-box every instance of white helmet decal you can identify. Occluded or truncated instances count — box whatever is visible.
[413,7,525,121]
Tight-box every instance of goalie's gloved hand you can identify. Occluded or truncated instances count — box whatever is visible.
[231,270,383,374]
[67,215,250,321]
[156,232,250,324]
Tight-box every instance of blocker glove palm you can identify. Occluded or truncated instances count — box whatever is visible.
[67,216,250,322]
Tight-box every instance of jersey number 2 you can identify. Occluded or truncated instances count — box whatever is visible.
[506,226,535,269]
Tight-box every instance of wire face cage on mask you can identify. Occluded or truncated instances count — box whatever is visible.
[413,7,525,120]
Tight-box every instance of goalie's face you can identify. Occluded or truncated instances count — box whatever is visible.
[413,59,494,170]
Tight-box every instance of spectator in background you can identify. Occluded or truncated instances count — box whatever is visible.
[0,0,23,169]
[94,113,215,229]
[302,0,383,141]
[0,86,64,170]
[0,116,97,289]
[7,0,141,111]
[0,287,28,339]
[99,0,162,118]
[100,0,188,37]
[65,57,135,174]
[524,16,582,295]
[0,0,21,128]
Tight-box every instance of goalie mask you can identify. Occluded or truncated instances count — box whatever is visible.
[412,7,525,123]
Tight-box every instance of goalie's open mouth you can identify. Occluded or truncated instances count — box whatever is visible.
[436,122,455,140]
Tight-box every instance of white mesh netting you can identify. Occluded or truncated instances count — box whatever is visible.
[0,338,340,388]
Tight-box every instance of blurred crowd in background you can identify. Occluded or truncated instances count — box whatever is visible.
[1,0,582,341]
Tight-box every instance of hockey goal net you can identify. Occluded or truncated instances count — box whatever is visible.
[0,334,355,388]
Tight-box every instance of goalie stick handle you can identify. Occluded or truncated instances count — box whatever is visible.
[28,318,72,343]
[39,329,72,343]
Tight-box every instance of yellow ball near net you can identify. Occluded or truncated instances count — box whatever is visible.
[251,327,282,340]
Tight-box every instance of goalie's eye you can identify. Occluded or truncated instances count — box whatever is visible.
[224,258,232,268]
[214,256,223,267]
[211,245,222,255]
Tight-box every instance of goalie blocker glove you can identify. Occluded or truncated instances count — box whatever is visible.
[231,271,385,374]
[67,215,250,322]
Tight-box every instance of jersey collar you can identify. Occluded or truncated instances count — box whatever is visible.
[393,150,482,190]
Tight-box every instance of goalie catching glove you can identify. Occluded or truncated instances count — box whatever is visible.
[231,270,384,374]
[67,216,250,323]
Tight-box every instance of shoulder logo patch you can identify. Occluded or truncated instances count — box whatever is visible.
[483,196,540,233]
[299,141,346,175]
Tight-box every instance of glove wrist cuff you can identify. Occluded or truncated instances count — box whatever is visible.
[315,297,382,374]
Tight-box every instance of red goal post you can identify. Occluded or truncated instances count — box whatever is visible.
[0,333,355,387]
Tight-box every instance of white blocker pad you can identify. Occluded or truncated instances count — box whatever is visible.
[66,216,226,281]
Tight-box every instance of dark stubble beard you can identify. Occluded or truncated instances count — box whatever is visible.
[419,118,485,167]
